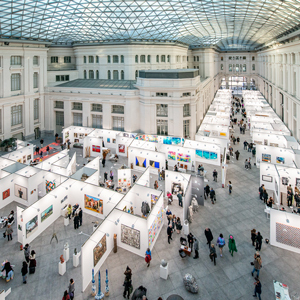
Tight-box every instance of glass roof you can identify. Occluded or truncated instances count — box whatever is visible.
[1,0,300,50]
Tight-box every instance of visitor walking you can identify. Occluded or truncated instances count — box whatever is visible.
[209,244,217,266]
[210,187,216,204]
[213,169,218,182]
[40,139,44,148]
[145,248,151,267]
[204,184,210,200]
[235,150,240,160]
[228,235,237,256]
[166,208,172,225]
[102,157,106,168]
[68,278,75,300]
[204,228,213,248]
[5,225,13,241]
[46,145,50,156]
[193,237,199,259]
[243,140,248,150]
[110,170,114,181]
[259,185,264,200]
[21,261,28,284]
[177,191,183,207]
[175,217,182,233]
[123,276,132,299]
[251,229,256,246]
[251,252,262,278]
[255,232,263,251]
[104,171,108,181]
[253,277,262,299]
[228,181,232,194]
[187,232,194,251]
[24,243,30,263]
[67,204,72,219]
[73,213,79,229]
[29,250,36,274]
[167,224,173,244]
[78,208,82,226]
[263,190,268,204]
[216,233,225,257]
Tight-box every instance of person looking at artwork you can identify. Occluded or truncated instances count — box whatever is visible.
[102,157,106,168]
[166,208,172,224]
[73,214,79,230]
[5,225,13,241]
[24,243,31,263]
[263,190,268,204]
[18,188,23,199]
[21,261,28,284]
[213,169,218,182]
[29,250,36,274]
[167,192,173,205]
[167,224,173,244]
[132,174,137,183]
[154,180,158,189]
[68,278,75,300]
[177,191,183,207]
[104,171,108,181]
[72,203,79,217]
[267,197,274,208]
[235,150,240,160]
[294,192,300,207]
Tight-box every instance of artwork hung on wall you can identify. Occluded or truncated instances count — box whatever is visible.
[107,138,110,143]
[151,194,158,208]
[2,189,10,200]
[275,179,278,196]
[148,207,164,247]
[282,177,289,186]
[139,135,158,143]
[211,130,218,137]
[171,182,182,196]
[163,137,172,145]
[270,143,279,147]
[171,137,182,145]
[26,215,38,238]
[18,224,22,231]
[220,132,227,137]
[264,139,268,146]
[65,131,69,139]
[276,222,300,249]
[92,145,101,153]
[14,184,27,200]
[79,133,85,139]
[74,139,79,143]
[30,189,36,195]
[46,180,56,193]
[177,153,191,163]
[262,175,273,183]
[149,160,160,169]
[112,139,116,144]
[41,205,53,222]
[74,133,78,138]
[296,178,300,189]
[121,224,140,249]
[262,154,271,163]
[203,151,210,160]
[17,158,22,163]
[135,156,146,168]
[23,155,26,163]
[123,133,129,137]
[254,141,263,145]
[209,152,218,160]
[27,155,31,161]
[168,151,176,161]
[93,234,107,267]
[118,144,125,153]
[276,157,285,164]
[84,194,103,214]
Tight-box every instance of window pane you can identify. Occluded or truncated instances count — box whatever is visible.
[64,56,71,63]
[140,55,145,63]
[107,56,111,63]
[89,56,94,63]
[108,70,111,79]
[113,70,119,80]
[92,104,102,112]
[156,120,168,135]
[113,55,119,63]
[121,55,124,63]
[112,105,124,114]
[56,111,64,126]
[183,120,190,138]
[11,105,22,126]
[33,56,38,65]
[183,104,190,117]
[156,104,168,117]
[55,101,64,109]
[73,102,82,110]
[112,116,124,131]
[73,113,82,126]
[92,115,103,129]
[11,74,21,91]
[34,99,39,120]
[33,72,38,88]
[89,70,94,79]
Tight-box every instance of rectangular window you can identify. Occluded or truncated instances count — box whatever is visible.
[182,92,191,97]
[113,55,119,63]
[107,56,111,63]
[113,70,119,80]
[112,116,124,131]
[72,102,82,110]
[11,105,22,126]
[156,119,168,135]
[229,64,232,72]
[140,55,145,63]
[243,64,246,72]
[121,55,124,63]
[33,72,38,89]
[156,92,168,97]
[112,105,124,114]
[11,74,21,91]
[243,56,246,60]
[161,55,166,62]
[229,56,232,60]
[56,111,64,126]
[183,104,190,117]
[236,56,239,60]
[84,56,87,63]
[220,64,223,70]
[147,55,151,63]
[73,113,82,126]
[221,57,223,61]
[156,55,159,63]
[252,56,255,61]
[51,56,58,63]
[56,75,69,82]
[92,114,103,129]
[55,101,64,109]
[183,120,190,138]
[96,56,99,63]
[33,56,39,65]
[252,64,255,71]
[156,104,168,117]
[92,104,102,112]
[34,99,39,120]
[11,56,22,65]
[64,56,71,63]
[89,56,94,63]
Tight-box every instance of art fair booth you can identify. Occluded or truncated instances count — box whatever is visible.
[2,144,34,165]
[63,126,95,146]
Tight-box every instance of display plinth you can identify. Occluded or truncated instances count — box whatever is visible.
[160,264,168,280]
[64,217,69,226]
[183,222,189,235]
[63,247,70,262]
[73,252,80,267]
[61,206,68,217]
[58,261,66,276]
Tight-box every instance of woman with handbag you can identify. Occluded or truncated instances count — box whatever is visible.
[216,234,226,257]
[251,253,262,278]
[29,250,36,274]
[68,278,75,300]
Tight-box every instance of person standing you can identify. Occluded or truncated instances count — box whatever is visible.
[67,204,72,219]
[74,213,79,229]
[78,208,82,226]
[209,244,217,266]
[263,190,268,204]
[193,237,199,259]
[110,170,114,181]
[210,187,216,204]
[255,232,263,251]
[167,224,173,244]
[145,248,151,267]
[46,145,50,156]
[24,243,31,263]
[251,229,256,246]
[5,225,13,241]
[235,150,240,160]
[29,250,36,274]
[216,233,225,257]
[213,169,218,182]
[154,180,158,189]
[204,228,213,248]
[123,276,132,299]
[175,217,182,234]
[62,291,70,300]
[187,233,194,251]
[68,278,75,300]
[102,157,106,168]
[204,184,210,200]
[166,208,172,224]
[252,252,262,278]
[104,171,108,181]
[228,181,232,195]
[2,261,14,282]
[177,191,183,207]
[228,235,237,257]
[259,184,264,200]
[253,277,262,300]
[21,261,28,284]
[40,139,44,148]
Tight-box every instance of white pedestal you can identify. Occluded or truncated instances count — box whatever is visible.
[61,206,68,217]
[63,247,69,262]
[73,252,81,267]
[58,261,66,276]
[183,222,189,235]
[64,217,69,226]
[160,264,168,280]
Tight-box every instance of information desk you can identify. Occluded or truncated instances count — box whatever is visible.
[273,280,291,300]
[180,245,191,256]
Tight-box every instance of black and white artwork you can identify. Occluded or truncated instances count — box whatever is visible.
[121,224,140,249]
[296,178,300,189]
[262,175,272,183]
[282,177,289,186]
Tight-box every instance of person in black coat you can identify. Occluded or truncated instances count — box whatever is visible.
[167,224,173,244]
[204,185,210,199]
[187,233,194,251]
[21,261,28,284]
[255,232,263,251]
[78,208,82,226]
[104,172,108,181]
[102,158,106,168]
[123,278,132,299]
[205,228,213,248]
[74,214,79,229]
[253,278,262,299]
[210,188,216,204]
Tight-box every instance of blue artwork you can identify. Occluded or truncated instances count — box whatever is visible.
[171,137,181,145]
[196,149,218,160]
[195,150,203,157]
[203,151,210,159]
[209,152,218,160]
[163,137,172,144]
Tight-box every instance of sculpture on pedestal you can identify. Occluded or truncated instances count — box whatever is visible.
[74,248,77,255]
[64,242,69,250]
[91,269,96,296]
[95,270,104,300]
[60,255,64,263]
[105,269,109,296]
[113,234,117,253]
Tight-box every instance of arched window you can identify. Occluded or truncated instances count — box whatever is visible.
[135,70,138,78]
[140,55,145,63]
[83,70,87,79]
[108,70,111,79]
[83,56,86,63]
[121,70,124,80]
[89,70,94,79]
[167,55,170,63]
[197,56,199,62]
[107,55,111,63]
[156,55,159,63]
[135,55,138,63]
[194,56,196,62]
[121,55,124,63]
[96,70,99,79]
[161,55,165,62]
[113,70,119,80]
[147,55,151,63]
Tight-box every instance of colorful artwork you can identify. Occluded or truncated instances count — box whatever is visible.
[112,139,116,144]
[148,207,163,247]
[149,160,160,169]
[121,224,140,249]
[17,158,22,163]
[119,144,125,153]
[65,131,69,139]
[14,184,27,200]
[262,153,271,162]
[220,132,227,137]
[136,156,146,168]
[203,151,210,159]
[276,223,300,249]
[41,205,53,222]
[168,151,176,160]
[177,153,191,163]
[74,133,78,138]
[163,137,172,145]
[195,150,203,158]
[84,194,103,214]
[2,189,10,200]
[276,157,285,164]
[26,215,38,238]
[209,152,218,160]
[46,180,56,193]
[92,145,101,153]
[172,137,181,145]
[151,194,158,208]
[93,234,107,267]
[107,138,110,143]
[79,133,85,139]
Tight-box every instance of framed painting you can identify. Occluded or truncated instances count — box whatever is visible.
[93,234,107,267]
[121,224,140,249]
[118,144,125,153]
[14,184,27,200]
[167,151,176,160]
[282,177,289,186]
[41,205,53,222]
[149,160,160,169]
[2,189,10,200]
[26,215,38,238]
[135,156,146,168]
[262,154,271,163]
[262,175,272,183]
[84,194,103,214]
[276,157,285,164]
[92,145,101,153]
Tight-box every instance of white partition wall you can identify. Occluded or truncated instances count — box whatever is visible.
[135,167,150,187]
[116,135,134,157]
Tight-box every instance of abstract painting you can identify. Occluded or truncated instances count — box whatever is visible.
[93,234,107,267]
[276,223,300,249]
[112,139,116,144]
[135,156,146,168]
[172,137,182,145]
[107,138,110,143]
[118,144,125,153]
[121,224,140,249]
[27,155,31,160]
[92,145,101,153]
[26,215,38,238]
[149,160,160,169]
[209,152,218,160]
[282,177,289,185]
[276,157,285,164]
[195,150,203,158]
[14,184,27,200]
[220,132,227,137]
[177,153,191,163]
[2,189,10,200]
[203,151,210,159]
[79,133,85,139]
[151,194,158,208]
[262,153,271,163]
[46,180,56,193]
[168,151,176,160]
[84,194,103,214]
[148,207,164,247]
[163,137,172,145]
[41,205,53,223]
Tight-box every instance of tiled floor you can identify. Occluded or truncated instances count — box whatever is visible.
[1,112,300,299]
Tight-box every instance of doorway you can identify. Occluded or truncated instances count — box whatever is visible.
[34,127,40,140]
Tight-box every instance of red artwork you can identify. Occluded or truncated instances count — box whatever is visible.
[118,144,125,153]
[3,189,10,200]
[92,145,101,153]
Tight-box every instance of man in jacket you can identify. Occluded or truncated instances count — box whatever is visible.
[74,214,79,230]
[167,224,173,244]
[187,233,194,251]
[253,278,262,300]
[210,188,216,204]
[204,228,213,248]
[177,192,183,207]
[78,208,82,226]
[213,169,218,182]
[193,238,199,259]
[24,244,30,263]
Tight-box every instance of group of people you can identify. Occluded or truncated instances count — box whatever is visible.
[67,204,83,229]
[204,184,216,204]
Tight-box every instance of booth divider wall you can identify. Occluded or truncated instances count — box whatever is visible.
[3,145,34,165]
[116,135,134,157]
